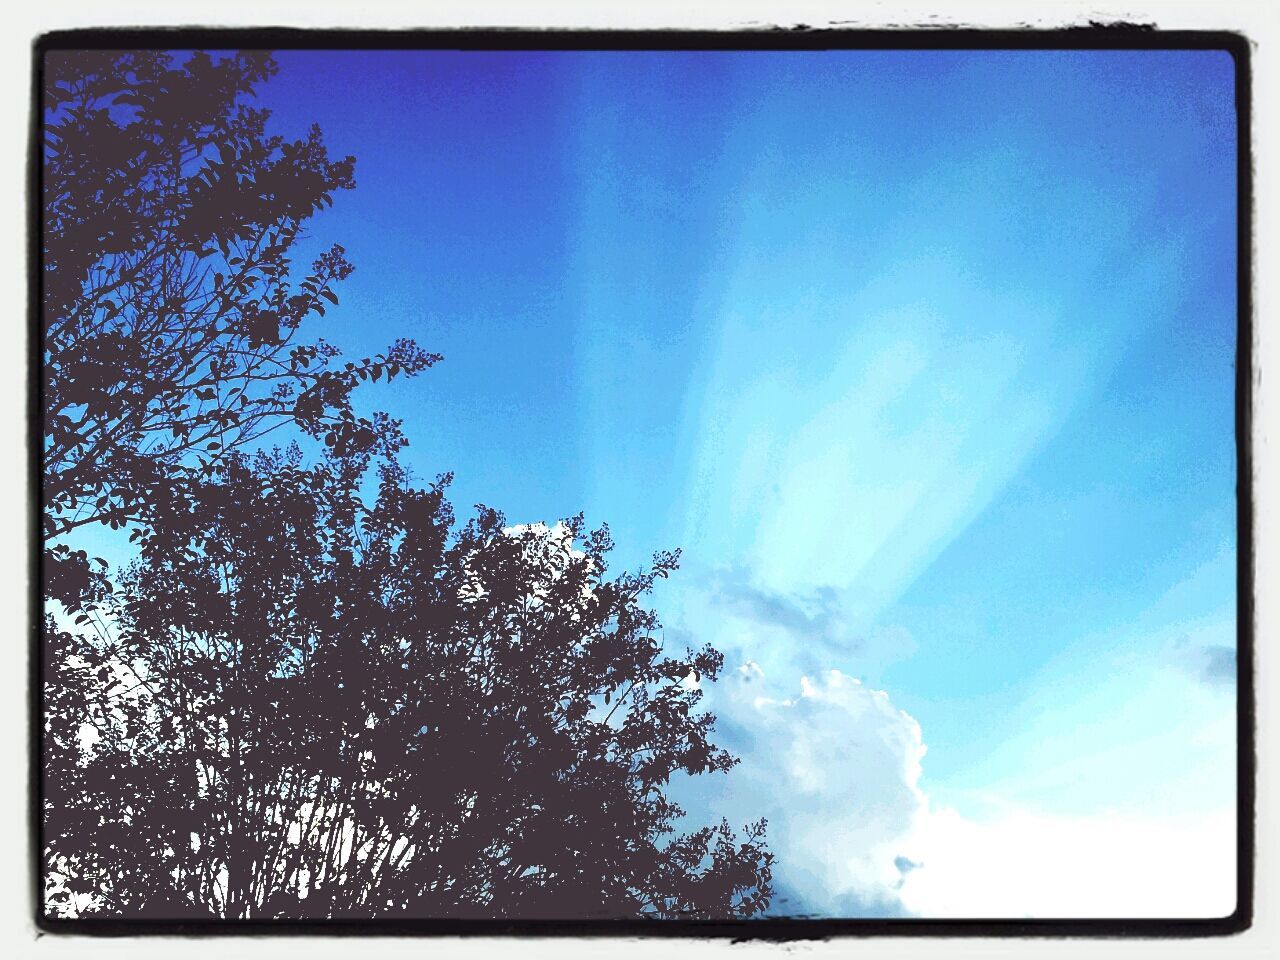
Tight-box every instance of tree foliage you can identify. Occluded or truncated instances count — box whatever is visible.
[41,50,435,611]
[44,450,773,919]
[41,48,773,923]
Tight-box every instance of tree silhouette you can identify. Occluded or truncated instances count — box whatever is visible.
[41,50,435,612]
[43,449,773,919]
[41,47,774,923]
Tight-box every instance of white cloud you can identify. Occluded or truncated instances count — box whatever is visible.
[689,663,927,916]
[686,660,1237,920]
[898,803,1237,919]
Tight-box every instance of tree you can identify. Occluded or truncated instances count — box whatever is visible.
[43,449,774,919]
[41,50,435,611]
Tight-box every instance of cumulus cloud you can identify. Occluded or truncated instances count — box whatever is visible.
[678,659,1237,920]
[666,558,1237,920]
[682,663,928,917]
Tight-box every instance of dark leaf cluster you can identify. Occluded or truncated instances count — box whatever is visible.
[41,49,773,923]
[44,452,773,919]
[42,50,437,601]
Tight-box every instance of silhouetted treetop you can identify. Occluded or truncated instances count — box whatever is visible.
[41,47,774,926]
[44,449,773,919]
[42,50,436,611]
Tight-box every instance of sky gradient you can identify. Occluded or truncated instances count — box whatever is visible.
[82,48,1241,918]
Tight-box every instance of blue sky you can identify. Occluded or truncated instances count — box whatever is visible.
[72,48,1240,917]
